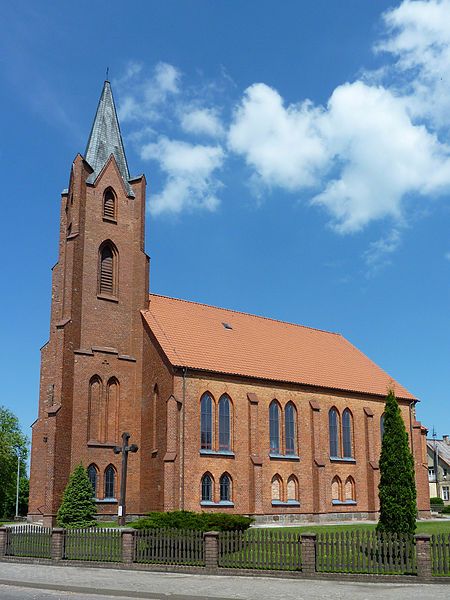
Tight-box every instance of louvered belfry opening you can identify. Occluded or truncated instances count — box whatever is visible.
[103,189,116,220]
[99,243,115,296]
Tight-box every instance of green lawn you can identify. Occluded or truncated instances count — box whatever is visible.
[266,519,450,536]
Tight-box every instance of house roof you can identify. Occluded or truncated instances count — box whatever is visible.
[143,294,415,400]
[427,439,450,466]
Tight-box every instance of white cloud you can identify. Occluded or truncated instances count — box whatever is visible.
[180,107,224,138]
[140,137,225,214]
[363,228,402,275]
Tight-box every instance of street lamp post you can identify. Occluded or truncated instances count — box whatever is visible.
[15,447,20,520]
[113,432,138,526]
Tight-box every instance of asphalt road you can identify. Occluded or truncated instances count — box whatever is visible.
[1,563,450,600]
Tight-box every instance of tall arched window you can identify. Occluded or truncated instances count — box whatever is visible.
[200,393,213,450]
[220,473,231,502]
[331,476,342,502]
[342,409,353,458]
[271,474,282,501]
[201,473,213,502]
[380,413,385,440]
[99,241,118,296]
[345,476,356,502]
[88,376,103,442]
[329,408,340,457]
[103,188,116,221]
[104,465,116,499]
[285,402,297,455]
[269,401,280,454]
[287,475,298,502]
[106,378,119,442]
[218,395,231,451]
[87,464,98,497]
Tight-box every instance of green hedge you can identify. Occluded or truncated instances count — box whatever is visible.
[131,510,253,532]
[430,497,445,506]
[442,505,450,514]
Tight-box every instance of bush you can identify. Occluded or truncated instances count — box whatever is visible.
[57,464,97,529]
[430,497,444,506]
[442,505,450,514]
[131,510,253,532]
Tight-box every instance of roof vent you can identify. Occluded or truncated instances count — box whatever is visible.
[222,322,233,330]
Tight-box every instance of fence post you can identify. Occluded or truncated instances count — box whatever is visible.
[51,528,65,561]
[204,531,219,570]
[415,534,432,579]
[301,533,317,575]
[121,529,135,564]
[0,527,8,557]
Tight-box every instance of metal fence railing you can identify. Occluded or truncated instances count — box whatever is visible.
[431,534,450,576]
[63,528,122,562]
[134,528,204,566]
[5,525,52,559]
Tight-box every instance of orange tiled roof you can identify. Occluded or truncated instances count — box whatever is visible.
[143,294,415,400]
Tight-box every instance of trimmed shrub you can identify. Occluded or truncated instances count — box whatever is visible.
[430,496,444,507]
[442,505,450,514]
[57,464,97,529]
[131,510,253,532]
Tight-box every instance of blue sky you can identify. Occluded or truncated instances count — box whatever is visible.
[1,0,450,447]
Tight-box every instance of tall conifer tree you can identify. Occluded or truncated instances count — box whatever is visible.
[57,464,97,528]
[377,389,416,534]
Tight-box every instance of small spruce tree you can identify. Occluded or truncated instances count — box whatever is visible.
[57,464,97,528]
[377,389,416,535]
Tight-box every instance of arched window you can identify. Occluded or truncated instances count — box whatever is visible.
[87,464,98,497]
[331,476,342,502]
[88,376,103,442]
[380,413,385,440]
[269,401,280,454]
[218,395,231,451]
[106,378,119,442]
[152,384,158,450]
[98,241,118,296]
[285,402,297,455]
[329,408,340,457]
[104,465,116,499]
[200,393,213,450]
[342,409,353,458]
[201,473,213,502]
[220,473,231,502]
[287,475,298,502]
[103,188,116,220]
[271,475,282,501]
[345,476,355,502]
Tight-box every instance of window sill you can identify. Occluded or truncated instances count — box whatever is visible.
[103,217,117,224]
[97,293,119,303]
[332,500,357,506]
[200,450,235,458]
[269,453,300,461]
[95,498,118,504]
[200,501,234,507]
[330,456,356,463]
[272,500,300,507]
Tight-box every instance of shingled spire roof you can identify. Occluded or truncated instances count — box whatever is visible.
[84,80,134,197]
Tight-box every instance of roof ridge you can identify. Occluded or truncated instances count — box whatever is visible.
[148,293,341,336]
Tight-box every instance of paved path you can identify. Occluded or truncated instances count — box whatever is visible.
[0,562,449,600]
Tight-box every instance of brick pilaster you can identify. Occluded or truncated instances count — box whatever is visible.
[121,529,135,563]
[204,531,219,570]
[51,528,65,561]
[0,527,8,556]
[415,534,432,579]
[301,533,317,575]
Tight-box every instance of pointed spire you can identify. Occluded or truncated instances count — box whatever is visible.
[85,81,134,197]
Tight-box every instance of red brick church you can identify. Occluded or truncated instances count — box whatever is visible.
[28,81,430,526]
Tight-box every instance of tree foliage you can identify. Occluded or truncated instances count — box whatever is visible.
[56,464,97,528]
[0,406,29,518]
[377,389,417,535]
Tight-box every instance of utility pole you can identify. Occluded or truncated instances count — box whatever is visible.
[433,427,440,499]
[15,447,20,519]
[113,432,138,526]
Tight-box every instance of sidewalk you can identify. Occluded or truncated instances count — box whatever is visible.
[1,562,450,600]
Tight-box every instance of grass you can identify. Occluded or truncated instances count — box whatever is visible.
[265,519,450,536]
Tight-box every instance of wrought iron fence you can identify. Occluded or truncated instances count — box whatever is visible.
[134,528,204,566]
[5,525,52,559]
[63,528,122,562]
[316,530,417,575]
[218,529,302,571]
[431,534,450,576]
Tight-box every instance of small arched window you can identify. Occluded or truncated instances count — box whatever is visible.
[218,395,231,451]
[285,402,297,455]
[87,464,98,497]
[331,476,342,502]
[200,393,213,450]
[287,475,298,502]
[99,241,118,297]
[220,473,231,502]
[380,413,385,440]
[271,475,282,501]
[103,188,116,221]
[345,476,355,501]
[342,409,353,458]
[104,465,116,499]
[269,401,280,454]
[329,408,340,457]
[201,473,213,502]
